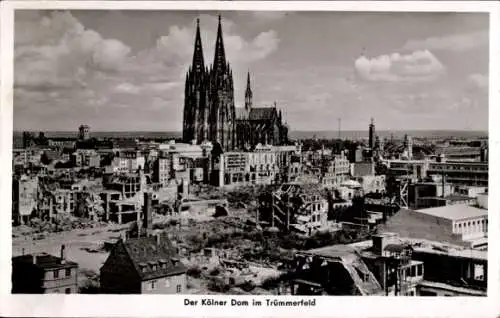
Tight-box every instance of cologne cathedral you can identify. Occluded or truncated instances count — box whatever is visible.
[182,16,289,152]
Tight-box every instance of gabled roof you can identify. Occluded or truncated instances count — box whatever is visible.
[249,107,277,121]
[121,234,187,281]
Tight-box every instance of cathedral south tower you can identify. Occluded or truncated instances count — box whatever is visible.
[182,16,236,151]
[183,18,209,144]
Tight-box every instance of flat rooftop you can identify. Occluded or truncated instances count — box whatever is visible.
[415,204,487,221]
[349,237,487,261]
[299,244,356,259]
[418,281,486,296]
[13,253,78,269]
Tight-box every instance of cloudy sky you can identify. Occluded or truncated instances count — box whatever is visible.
[14,10,489,132]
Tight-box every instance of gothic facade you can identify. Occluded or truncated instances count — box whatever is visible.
[182,16,288,152]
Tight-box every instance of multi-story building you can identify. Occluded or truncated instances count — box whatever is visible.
[434,145,483,161]
[53,189,75,216]
[249,145,281,185]
[427,161,488,187]
[13,149,44,167]
[219,151,250,187]
[112,150,146,173]
[384,159,429,181]
[356,175,386,194]
[409,181,453,209]
[104,172,146,199]
[13,149,29,167]
[72,149,100,168]
[213,144,300,187]
[12,175,39,225]
[321,152,350,187]
[12,245,78,294]
[258,183,329,235]
[153,155,172,188]
[159,141,212,185]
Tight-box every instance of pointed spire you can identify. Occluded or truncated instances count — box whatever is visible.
[213,14,226,73]
[246,71,252,93]
[245,70,253,111]
[192,17,205,73]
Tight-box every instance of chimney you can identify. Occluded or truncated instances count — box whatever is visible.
[372,233,398,256]
[143,192,153,235]
[60,245,66,264]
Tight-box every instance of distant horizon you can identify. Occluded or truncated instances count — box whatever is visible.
[12,129,488,142]
[13,129,488,133]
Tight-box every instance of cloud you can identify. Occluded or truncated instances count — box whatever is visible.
[154,14,280,66]
[251,11,289,21]
[92,39,131,71]
[14,11,280,130]
[14,11,131,90]
[354,50,445,82]
[114,82,141,94]
[467,73,488,90]
[401,30,488,52]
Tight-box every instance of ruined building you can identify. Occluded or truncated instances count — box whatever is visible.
[258,183,329,235]
[100,193,187,294]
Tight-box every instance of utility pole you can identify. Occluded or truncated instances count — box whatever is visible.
[337,118,341,140]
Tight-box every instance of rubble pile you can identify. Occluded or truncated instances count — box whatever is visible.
[12,217,109,237]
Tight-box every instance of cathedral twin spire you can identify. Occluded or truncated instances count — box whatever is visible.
[213,15,227,74]
[192,18,205,73]
[190,15,253,100]
[190,15,228,76]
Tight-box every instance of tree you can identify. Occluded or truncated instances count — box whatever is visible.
[40,152,52,165]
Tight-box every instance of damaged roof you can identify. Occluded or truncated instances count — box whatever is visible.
[121,234,187,281]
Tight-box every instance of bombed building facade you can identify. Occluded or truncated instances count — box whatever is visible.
[182,16,288,152]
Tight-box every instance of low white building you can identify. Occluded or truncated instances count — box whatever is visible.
[415,205,488,246]
[476,193,488,209]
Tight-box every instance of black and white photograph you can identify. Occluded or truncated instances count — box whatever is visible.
[1,1,498,315]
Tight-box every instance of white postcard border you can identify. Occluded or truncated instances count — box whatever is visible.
[1,1,499,317]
